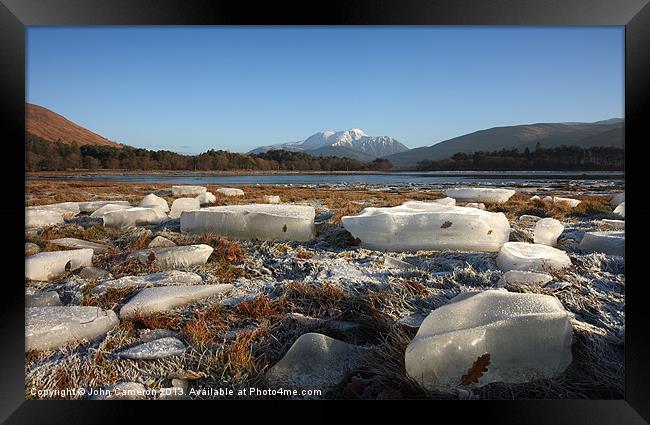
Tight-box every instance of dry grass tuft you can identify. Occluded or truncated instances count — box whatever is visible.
[82,286,138,310]
[211,237,245,264]
[182,305,228,346]
[235,295,283,321]
[128,311,183,330]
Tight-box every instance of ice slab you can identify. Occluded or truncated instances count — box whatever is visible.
[103,207,168,230]
[405,290,573,389]
[49,237,109,254]
[90,203,132,218]
[217,187,245,197]
[117,337,186,360]
[26,306,119,351]
[79,266,112,280]
[496,242,571,272]
[445,188,515,204]
[265,333,366,391]
[196,191,217,205]
[263,195,280,204]
[27,202,80,216]
[579,231,624,256]
[25,248,94,281]
[79,200,130,213]
[25,242,40,256]
[172,185,206,197]
[148,235,176,248]
[609,192,625,206]
[544,196,581,208]
[26,290,63,307]
[92,270,203,294]
[130,244,213,269]
[464,202,486,210]
[497,270,553,286]
[432,197,456,206]
[119,284,233,318]
[180,204,316,242]
[25,210,64,229]
[139,193,170,213]
[342,201,510,252]
[169,197,200,219]
[533,218,564,246]
[596,219,625,230]
[613,202,625,218]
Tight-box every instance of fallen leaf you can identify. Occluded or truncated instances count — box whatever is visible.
[441,221,453,229]
[460,353,491,386]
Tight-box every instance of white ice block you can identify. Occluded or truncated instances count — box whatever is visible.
[497,270,553,286]
[613,202,625,218]
[172,186,207,197]
[119,284,233,318]
[432,197,456,206]
[169,197,200,219]
[130,244,214,269]
[533,218,564,246]
[25,209,64,228]
[342,201,510,252]
[445,188,515,204]
[405,290,573,389]
[180,204,316,242]
[265,333,366,391]
[464,202,486,210]
[92,270,203,294]
[544,196,581,208]
[26,202,80,216]
[26,306,119,351]
[196,191,217,205]
[609,192,625,206]
[139,193,170,213]
[103,207,168,230]
[49,237,109,254]
[25,248,94,281]
[79,200,130,213]
[263,195,281,204]
[217,187,245,197]
[579,231,624,256]
[496,242,571,272]
[90,203,132,218]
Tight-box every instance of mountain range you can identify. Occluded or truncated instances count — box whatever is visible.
[26,103,623,168]
[249,129,409,162]
[383,119,624,167]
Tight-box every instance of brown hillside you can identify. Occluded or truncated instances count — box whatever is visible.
[26,103,124,148]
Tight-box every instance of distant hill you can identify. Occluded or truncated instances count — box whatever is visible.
[249,128,409,161]
[26,103,124,148]
[384,120,624,167]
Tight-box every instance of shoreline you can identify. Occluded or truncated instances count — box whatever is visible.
[26,169,625,181]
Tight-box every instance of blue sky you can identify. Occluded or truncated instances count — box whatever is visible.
[27,27,624,154]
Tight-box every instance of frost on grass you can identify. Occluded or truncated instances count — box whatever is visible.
[23,182,624,400]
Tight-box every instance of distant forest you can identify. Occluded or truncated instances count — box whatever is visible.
[26,134,623,172]
[416,145,624,171]
[25,134,393,172]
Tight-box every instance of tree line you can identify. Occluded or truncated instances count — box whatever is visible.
[25,133,394,172]
[416,144,624,171]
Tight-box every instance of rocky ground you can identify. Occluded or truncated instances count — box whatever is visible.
[24,180,625,400]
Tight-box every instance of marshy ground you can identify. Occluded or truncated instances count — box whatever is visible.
[24,180,625,400]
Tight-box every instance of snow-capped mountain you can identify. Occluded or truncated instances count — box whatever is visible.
[249,129,409,161]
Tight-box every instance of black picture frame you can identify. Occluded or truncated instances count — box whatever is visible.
[2,0,649,423]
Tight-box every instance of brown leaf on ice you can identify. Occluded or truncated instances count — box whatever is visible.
[460,353,491,386]
[282,224,288,233]
[441,221,453,229]
[350,237,362,246]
